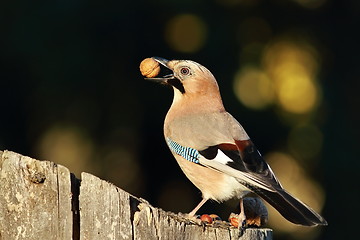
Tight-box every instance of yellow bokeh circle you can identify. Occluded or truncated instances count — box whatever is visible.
[233,66,275,110]
[165,14,207,53]
[277,73,318,114]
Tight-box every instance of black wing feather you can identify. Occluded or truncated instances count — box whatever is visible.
[248,185,328,226]
[198,140,327,226]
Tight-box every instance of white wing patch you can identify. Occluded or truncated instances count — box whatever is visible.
[198,155,276,192]
[201,149,233,165]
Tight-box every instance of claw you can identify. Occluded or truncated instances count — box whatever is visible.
[238,198,247,237]
[238,218,247,237]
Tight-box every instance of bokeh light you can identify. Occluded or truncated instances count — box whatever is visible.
[262,39,321,115]
[37,125,95,177]
[277,71,318,114]
[37,124,144,194]
[165,14,207,53]
[233,65,275,110]
[234,37,322,118]
[265,152,326,239]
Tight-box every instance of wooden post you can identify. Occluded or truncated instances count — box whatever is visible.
[0,150,73,239]
[0,150,272,240]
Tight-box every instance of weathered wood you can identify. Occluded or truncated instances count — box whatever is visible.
[0,150,73,239]
[132,201,272,240]
[79,173,272,240]
[79,173,133,240]
[0,150,272,240]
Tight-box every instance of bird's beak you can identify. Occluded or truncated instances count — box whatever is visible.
[153,57,170,69]
[144,57,175,83]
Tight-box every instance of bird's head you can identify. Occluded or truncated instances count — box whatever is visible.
[145,57,220,99]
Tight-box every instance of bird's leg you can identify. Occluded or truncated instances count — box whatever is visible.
[188,198,208,218]
[238,198,247,236]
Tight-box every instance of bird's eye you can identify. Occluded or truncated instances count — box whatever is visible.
[180,67,190,75]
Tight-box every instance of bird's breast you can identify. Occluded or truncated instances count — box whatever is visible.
[172,154,249,202]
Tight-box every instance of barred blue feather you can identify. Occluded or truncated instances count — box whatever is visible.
[166,138,200,164]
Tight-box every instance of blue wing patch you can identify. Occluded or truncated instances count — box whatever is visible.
[166,138,200,164]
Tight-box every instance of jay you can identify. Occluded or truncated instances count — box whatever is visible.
[144,57,327,227]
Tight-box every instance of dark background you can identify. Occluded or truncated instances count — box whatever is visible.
[1,0,359,239]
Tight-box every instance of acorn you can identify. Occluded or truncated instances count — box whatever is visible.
[139,58,160,78]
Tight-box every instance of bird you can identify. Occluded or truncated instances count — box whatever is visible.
[144,56,328,228]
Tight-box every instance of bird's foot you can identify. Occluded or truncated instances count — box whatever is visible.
[229,212,247,237]
[181,213,222,226]
[199,214,221,224]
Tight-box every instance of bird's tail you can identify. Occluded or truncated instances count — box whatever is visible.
[250,187,328,226]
